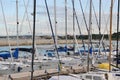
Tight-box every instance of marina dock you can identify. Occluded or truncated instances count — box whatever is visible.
[0,65,96,80]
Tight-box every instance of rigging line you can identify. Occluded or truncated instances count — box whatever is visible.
[19,9,25,34]
[79,0,89,35]
[92,0,107,55]
[99,1,111,53]
[24,0,32,33]
[41,0,51,35]
[92,1,99,31]
[102,0,115,59]
[79,0,89,33]
[92,0,101,53]
[79,0,94,54]
[92,1,103,50]
[97,0,111,54]
[74,9,86,55]
[20,0,32,34]
[79,0,93,48]
[101,1,109,24]
[92,0,104,54]
[116,0,119,67]
[100,14,110,54]
[22,0,32,38]
[101,0,115,38]
[0,0,13,61]
[44,0,61,72]
[19,0,32,44]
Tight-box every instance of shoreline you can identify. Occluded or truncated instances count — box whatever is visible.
[0,39,89,46]
[0,39,118,46]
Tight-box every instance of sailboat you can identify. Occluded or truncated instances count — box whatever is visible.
[50,0,120,80]
[70,0,120,79]
[0,0,31,75]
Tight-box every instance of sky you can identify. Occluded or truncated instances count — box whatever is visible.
[0,0,119,36]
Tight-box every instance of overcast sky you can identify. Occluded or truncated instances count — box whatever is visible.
[0,0,119,36]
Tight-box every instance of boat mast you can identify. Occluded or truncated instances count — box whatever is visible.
[87,0,92,72]
[44,0,61,71]
[98,0,101,54]
[72,0,75,54]
[109,0,113,72]
[65,0,68,53]
[54,0,57,46]
[16,0,19,48]
[31,0,36,79]
[116,0,119,67]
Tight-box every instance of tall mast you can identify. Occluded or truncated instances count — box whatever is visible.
[87,0,92,72]
[116,0,119,67]
[16,0,19,48]
[54,0,57,45]
[31,0,36,79]
[45,0,61,71]
[98,0,101,54]
[65,0,68,52]
[72,0,75,54]
[109,0,113,72]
